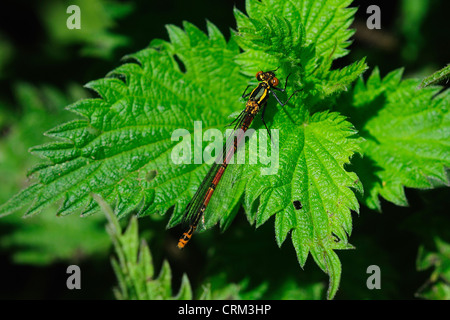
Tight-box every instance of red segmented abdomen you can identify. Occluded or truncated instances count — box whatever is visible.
[202,114,255,209]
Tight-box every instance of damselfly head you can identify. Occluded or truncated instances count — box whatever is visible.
[256,70,280,87]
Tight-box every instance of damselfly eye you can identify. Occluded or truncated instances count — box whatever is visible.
[256,71,264,80]
[271,77,279,87]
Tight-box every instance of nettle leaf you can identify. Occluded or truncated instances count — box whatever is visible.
[416,238,450,300]
[246,112,361,299]
[248,112,362,246]
[0,21,246,220]
[203,110,362,301]
[240,0,356,60]
[342,68,450,210]
[234,0,366,100]
[419,64,450,88]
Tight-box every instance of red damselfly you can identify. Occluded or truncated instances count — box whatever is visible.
[177,70,299,249]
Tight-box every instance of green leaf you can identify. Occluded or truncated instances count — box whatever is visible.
[342,68,450,210]
[242,111,361,300]
[0,82,110,266]
[0,184,43,218]
[234,0,367,102]
[200,275,268,300]
[323,58,368,95]
[242,0,356,60]
[416,238,450,300]
[419,64,450,88]
[0,23,246,220]
[1,0,367,299]
[101,196,192,300]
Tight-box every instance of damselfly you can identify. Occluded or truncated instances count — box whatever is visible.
[177,70,299,249]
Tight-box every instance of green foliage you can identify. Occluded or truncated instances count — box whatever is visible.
[0,22,244,219]
[420,64,450,88]
[40,0,133,59]
[0,0,368,299]
[234,0,367,100]
[416,238,450,299]
[200,217,328,299]
[0,82,110,265]
[200,274,324,300]
[100,195,193,300]
[199,277,266,300]
[1,213,109,265]
[0,0,448,300]
[400,187,450,300]
[339,68,449,210]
